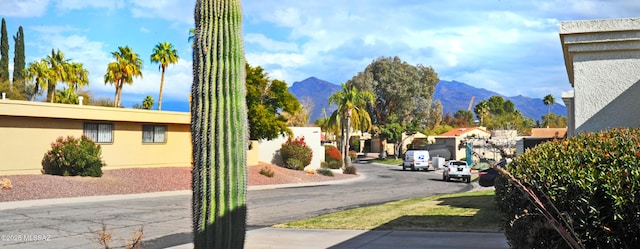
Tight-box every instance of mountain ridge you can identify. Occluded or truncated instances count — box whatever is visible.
[288,77,567,123]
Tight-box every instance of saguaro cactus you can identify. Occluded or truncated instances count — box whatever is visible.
[191,0,247,248]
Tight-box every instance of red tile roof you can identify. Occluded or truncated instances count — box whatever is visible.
[438,127,491,137]
[530,128,567,138]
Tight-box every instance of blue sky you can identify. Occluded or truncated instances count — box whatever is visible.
[1,0,639,111]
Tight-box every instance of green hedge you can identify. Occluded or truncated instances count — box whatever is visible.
[495,128,640,248]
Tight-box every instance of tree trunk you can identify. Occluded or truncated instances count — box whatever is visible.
[158,67,165,110]
[191,0,248,248]
[113,82,120,107]
[344,115,351,167]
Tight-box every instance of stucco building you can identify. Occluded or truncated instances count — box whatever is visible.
[0,99,192,175]
[560,17,640,136]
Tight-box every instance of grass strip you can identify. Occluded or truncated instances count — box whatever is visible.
[274,190,501,232]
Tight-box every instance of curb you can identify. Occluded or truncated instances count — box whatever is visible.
[0,173,366,210]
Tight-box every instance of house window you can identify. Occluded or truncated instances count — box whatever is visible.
[142,125,167,143]
[83,123,113,143]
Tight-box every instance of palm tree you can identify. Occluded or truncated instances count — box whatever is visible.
[475,100,490,126]
[66,62,89,90]
[328,83,374,168]
[45,49,69,102]
[150,42,179,111]
[142,95,154,110]
[104,46,143,107]
[543,94,556,127]
[23,59,50,101]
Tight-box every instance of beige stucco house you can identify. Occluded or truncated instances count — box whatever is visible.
[0,99,192,175]
[0,98,324,175]
[560,17,640,136]
[434,127,492,160]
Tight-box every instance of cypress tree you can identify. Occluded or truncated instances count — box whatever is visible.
[191,0,248,248]
[0,18,9,84]
[12,26,25,98]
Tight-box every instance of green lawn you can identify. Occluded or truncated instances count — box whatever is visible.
[372,157,403,165]
[274,190,501,232]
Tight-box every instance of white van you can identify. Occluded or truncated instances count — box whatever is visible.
[402,150,430,171]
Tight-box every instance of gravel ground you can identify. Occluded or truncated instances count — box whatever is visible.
[0,163,357,202]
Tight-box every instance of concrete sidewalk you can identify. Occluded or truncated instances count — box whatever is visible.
[167,227,509,249]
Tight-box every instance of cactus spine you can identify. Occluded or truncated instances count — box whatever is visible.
[191,0,247,248]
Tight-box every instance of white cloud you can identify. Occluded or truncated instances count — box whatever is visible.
[0,0,50,17]
[129,0,194,25]
[245,33,298,52]
[54,0,125,11]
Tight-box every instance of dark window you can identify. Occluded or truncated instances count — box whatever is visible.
[142,125,167,143]
[83,123,113,143]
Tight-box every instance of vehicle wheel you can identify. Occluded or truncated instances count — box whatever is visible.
[466,177,471,183]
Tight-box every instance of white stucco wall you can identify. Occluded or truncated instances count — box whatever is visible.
[560,18,640,133]
[257,127,325,170]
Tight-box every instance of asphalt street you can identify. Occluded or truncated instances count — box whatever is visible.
[0,162,478,248]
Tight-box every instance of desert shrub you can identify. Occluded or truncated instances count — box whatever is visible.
[280,137,313,170]
[284,158,304,170]
[343,165,357,175]
[495,127,640,248]
[316,168,334,177]
[259,167,275,178]
[321,160,342,169]
[348,150,358,160]
[42,135,105,177]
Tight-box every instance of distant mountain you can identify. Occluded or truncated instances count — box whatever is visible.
[289,78,566,124]
[289,77,342,123]
[434,80,566,121]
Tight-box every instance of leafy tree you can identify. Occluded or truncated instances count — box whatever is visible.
[0,18,8,84]
[484,96,514,115]
[474,96,534,134]
[246,63,300,140]
[12,26,25,98]
[104,46,143,107]
[142,95,154,110]
[453,110,474,127]
[191,0,248,247]
[328,83,374,167]
[348,56,439,129]
[150,42,179,110]
[426,100,443,130]
[23,59,50,101]
[542,113,567,128]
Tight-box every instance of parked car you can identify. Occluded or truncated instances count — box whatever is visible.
[478,167,498,187]
[478,159,507,187]
[443,160,471,183]
[402,150,430,171]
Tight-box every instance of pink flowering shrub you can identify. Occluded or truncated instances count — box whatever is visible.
[42,136,105,177]
[280,136,313,170]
